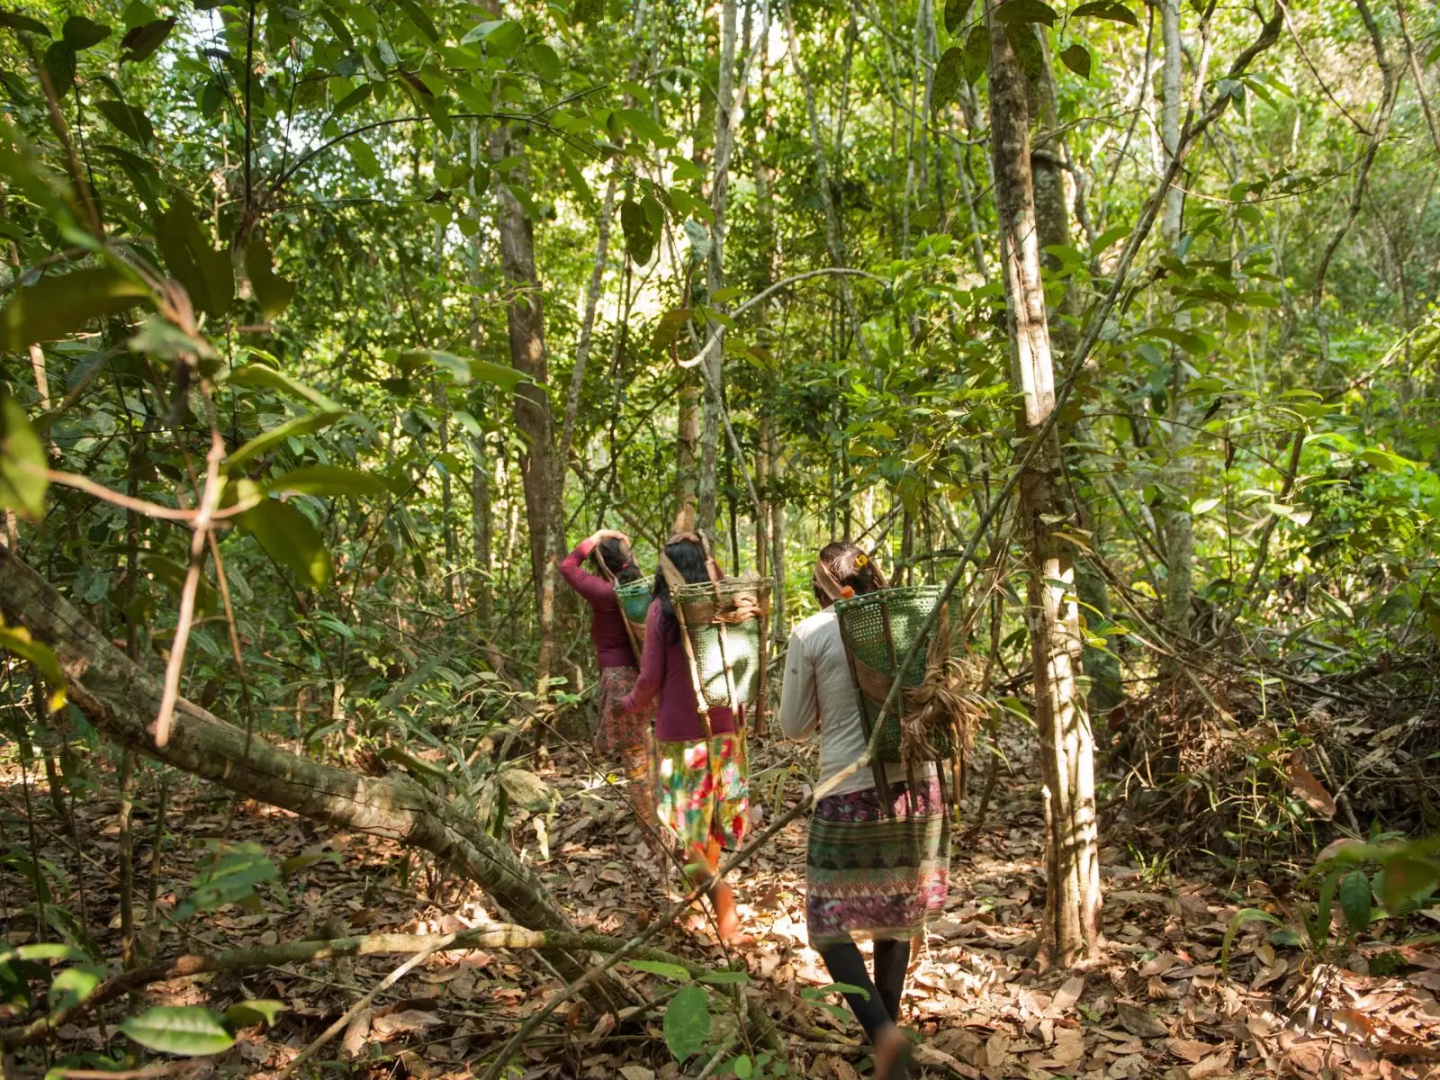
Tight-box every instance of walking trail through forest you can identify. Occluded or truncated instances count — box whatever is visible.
[4,716,1439,1080]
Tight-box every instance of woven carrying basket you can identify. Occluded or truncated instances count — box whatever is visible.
[671,577,773,711]
[834,585,958,764]
[614,580,653,647]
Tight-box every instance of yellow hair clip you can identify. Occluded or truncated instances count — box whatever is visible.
[854,553,868,569]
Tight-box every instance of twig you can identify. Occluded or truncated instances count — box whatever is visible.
[154,428,225,747]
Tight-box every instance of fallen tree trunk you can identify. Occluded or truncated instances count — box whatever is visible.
[0,547,574,943]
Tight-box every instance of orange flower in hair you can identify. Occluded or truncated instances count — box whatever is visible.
[840,586,855,599]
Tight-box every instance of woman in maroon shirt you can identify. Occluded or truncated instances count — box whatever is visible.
[559,529,657,837]
[622,536,750,944]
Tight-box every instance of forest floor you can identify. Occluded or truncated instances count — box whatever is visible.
[2,720,1439,1080]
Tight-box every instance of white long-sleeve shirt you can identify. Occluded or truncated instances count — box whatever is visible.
[778,608,934,798]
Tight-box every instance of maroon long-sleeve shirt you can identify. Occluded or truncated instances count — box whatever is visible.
[622,599,736,743]
[559,539,638,669]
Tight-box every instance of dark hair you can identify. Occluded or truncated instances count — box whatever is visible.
[652,538,721,642]
[813,541,887,607]
[592,536,640,584]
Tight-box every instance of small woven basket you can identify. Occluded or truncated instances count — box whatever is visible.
[671,577,773,711]
[834,585,957,763]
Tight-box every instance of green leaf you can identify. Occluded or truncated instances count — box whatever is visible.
[269,466,388,498]
[225,411,344,472]
[1380,856,1440,911]
[1191,496,1220,515]
[175,844,279,920]
[120,16,174,62]
[61,16,110,49]
[1007,23,1044,77]
[698,970,750,985]
[1338,870,1372,935]
[227,362,344,413]
[994,0,1057,25]
[620,198,655,265]
[0,266,149,351]
[944,0,974,33]
[462,18,523,57]
[0,11,50,36]
[0,396,47,521]
[47,964,104,1012]
[573,0,604,23]
[0,619,66,712]
[663,985,710,1062]
[730,1056,754,1079]
[234,497,333,588]
[651,307,693,355]
[626,959,693,981]
[155,196,232,317]
[42,43,75,91]
[933,46,964,110]
[1060,42,1091,78]
[963,24,990,84]
[471,360,528,391]
[120,1006,236,1056]
[1091,223,1131,254]
[1072,0,1139,25]
[224,999,284,1029]
[245,237,295,320]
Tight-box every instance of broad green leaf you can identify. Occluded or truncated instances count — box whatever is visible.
[573,0,604,22]
[933,46,964,111]
[156,196,232,317]
[175,843,278,920]
[651,307,693,355]
[42,42,75,90]
[120,16,174,61]
[663,985,710,1062]
[227,363,344,413]
[1220,908,1282,979]
[234,497,333,588]
[0,11,48,35]
[379,745,451,780]
[0,396,47,520]
[95,100,153,144]
[698,970,750,984]
[47,964,104,1012]
[1060,43,1091,78]
[1191,496,1220,515]
[61,15,110,49]
[245,237,295,320]
[1007,23,1044,77]
[994,0,1057,26]
[224,999,284,1028]
[1072,0,1139,24]
[620,198,655,265]
[1338,871,1372,934]
[0,619,66,712]
[626,959,693,981]
[1091,223,1131,254]
[120,1006,235,1056]
[225,411,344,471]
[0,267,149,351]
[963,25,990,84]
[944,0,974,33]
[269,466,388,498]
[471,360,528,391]
[730,1056,754,1079]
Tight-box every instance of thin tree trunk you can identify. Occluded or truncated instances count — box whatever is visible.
[987,0,1100,968]
[699,0,739,538]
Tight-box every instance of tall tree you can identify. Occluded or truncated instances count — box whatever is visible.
[987,0,1102,967]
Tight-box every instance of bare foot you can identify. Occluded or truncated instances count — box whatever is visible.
[711,882,753,946]
[873,1023,913,1080]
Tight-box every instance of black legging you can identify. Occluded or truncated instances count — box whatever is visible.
[819,938,911,1041]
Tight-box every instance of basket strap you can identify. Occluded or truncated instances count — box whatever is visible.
[664,573,714,739]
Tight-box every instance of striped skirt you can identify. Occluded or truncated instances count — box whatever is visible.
[805,777,950,949]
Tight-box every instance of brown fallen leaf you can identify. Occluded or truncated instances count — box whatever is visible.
[1188,1050,1233,1079]
[1116,1000,1169,1039]
[1169,1038,1216,1063]
[1141,953,1179,978]
[1049,975,1084,1016]
[619,1067,655,1080]
[1286,750,1337,819]
[371,1009,444,1038]
[340,1009,373,1060]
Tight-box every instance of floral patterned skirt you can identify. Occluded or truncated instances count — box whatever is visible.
[805,777,950,949]
[655,734,749,865]
[595,666,656,828]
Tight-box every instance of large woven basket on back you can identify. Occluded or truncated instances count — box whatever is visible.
[614,580,653,647]
[671,576,773,711]
[834,585,958,764]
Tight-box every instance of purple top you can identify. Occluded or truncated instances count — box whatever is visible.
[559,538,638,669]
[622,599,736,743]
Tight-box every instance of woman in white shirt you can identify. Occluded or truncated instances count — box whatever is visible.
[778,543,950,1080]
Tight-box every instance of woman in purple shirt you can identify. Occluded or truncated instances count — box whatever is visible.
[559,529,657,836]
[622,536,750,944]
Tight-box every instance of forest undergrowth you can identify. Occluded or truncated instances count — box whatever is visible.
[3,679,1438,1080]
